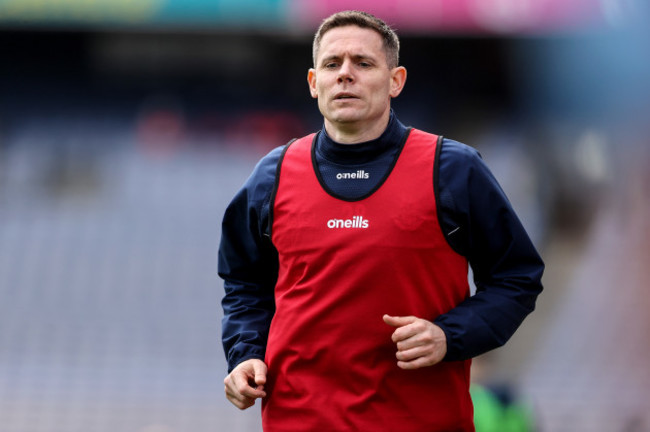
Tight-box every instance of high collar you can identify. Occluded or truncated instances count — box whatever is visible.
[316,111,409,165]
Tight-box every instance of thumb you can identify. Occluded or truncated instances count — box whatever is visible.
[383,314,416,327]
[253,361,267,386]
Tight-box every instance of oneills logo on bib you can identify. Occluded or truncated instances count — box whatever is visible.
[327,216,369,229]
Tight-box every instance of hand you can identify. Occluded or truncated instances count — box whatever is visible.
[383,314,447,370]
[224,358,268,410]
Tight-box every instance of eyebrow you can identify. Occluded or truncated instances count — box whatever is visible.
[319,53,377,66]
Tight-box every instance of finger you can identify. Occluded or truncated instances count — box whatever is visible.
[228,371,267,399]
[233,399,255,410]
[224,378,253,405]
[396,335,420,352]
[395,325,436,351]
[392,322,424,344]
[383,315,420,343]
[225,383,249,405]
[225,379,264,409]
[397,356,436,370]
[238,379,267,399]
[383,314,416,328]
[395,345,431,362]
[226,390,256,410]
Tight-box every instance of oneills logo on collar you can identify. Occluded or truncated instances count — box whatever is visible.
[336,170,369,180]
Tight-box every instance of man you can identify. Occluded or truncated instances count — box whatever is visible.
[219,10,543,431]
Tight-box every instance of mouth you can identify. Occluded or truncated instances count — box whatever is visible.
[334,93,359,101]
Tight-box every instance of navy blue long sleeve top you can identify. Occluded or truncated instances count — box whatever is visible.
[219,112,544,372]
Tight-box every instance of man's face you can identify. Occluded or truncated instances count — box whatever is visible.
[308,26,406,139]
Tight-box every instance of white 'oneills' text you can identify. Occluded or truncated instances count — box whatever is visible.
[327,216,369,229]
[336,170,369,180]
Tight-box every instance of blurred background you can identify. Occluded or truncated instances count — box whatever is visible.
[0,1,649,431]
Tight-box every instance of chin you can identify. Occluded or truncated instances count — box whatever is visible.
[330,111,364,124]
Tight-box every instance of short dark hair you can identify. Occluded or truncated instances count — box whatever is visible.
[312,10,400,69]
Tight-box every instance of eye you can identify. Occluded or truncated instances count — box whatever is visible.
[358,62,371,68]
[324,62,339,69]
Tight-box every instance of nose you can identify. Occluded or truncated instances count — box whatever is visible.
[337,60,354,83]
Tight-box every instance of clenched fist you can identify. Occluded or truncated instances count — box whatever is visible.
[383,314,447,369]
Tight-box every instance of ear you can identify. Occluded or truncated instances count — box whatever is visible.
[307,68,318,99]
[389,66,407,98]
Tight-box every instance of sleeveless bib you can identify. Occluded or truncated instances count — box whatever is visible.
[265,129,473,431]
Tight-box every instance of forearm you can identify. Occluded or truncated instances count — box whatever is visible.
[219,217,278,372]
[219,229,278,372]
[435,266,543,361]
[222,279,275,372]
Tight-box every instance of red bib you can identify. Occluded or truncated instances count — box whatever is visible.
[265,129,473,431]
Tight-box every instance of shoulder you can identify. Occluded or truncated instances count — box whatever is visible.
[438,138,498,187]
[222,145,287,220]
[408,131,483,168]
[439,138,483,165]
[255,144,287,176]
[244,145,286,198]
[436,137,500,219]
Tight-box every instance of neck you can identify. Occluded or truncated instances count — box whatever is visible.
[317,112,405,165]
[323,111,391,144]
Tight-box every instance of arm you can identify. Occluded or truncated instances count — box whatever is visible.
[433,139,545,361]
[219,146,283,373]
